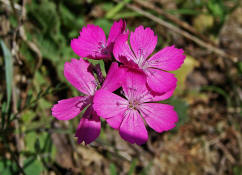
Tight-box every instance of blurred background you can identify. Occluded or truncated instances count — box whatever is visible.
[0,0,242,174]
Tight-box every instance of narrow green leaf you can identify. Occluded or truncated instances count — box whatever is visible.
[109,163,117,175]
[128,159,137,175]
[106,0,131,19]
[34,139,41,153]
[140,162,152,175]
[1,40,13,111]
[113,11,141,20]
[1,102,7,128]
[202,86,231,107]
[238,61,242,74]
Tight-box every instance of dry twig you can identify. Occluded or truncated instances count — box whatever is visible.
[133,0,216,46]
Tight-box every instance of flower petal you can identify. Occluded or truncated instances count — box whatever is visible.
[101,62,125,92]
[107,19,126,49]
[113,34,136,64]
[147,45,186,71]
[64,58,97,95]
[145,68,177,94]
[139,103,178,133]
[149,87,175,102]
[119,109,148,145]
[122,69,148,101]
[130,26,157,61]
[51,96,88,120]
[75,106,101,144]
[71,24,109,59]
[122,69,175,103]
[93,90,128,129]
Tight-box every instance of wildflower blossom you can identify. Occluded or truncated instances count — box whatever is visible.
[113,26,186,94]
[51,58,124,144]
[71,20,126,60]
[93,69,178,145]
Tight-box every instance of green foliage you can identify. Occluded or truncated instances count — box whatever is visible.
[95,19,113,34]
[23,157,44,175]
[173,55,199,94]
[167,97,189,131]
[0,159,17,175]
[0,155,42,175]
[176,0,239,33]
[202,86,231,107]
[9,15,18,28]
[238,61,242,75]
[1,102,7,129]
[233,165,242,175]
[106,0,131,19]
[140,162,152,175]
[128,159,137,175]
[26,0,76,79]
[109,163,118,175]
[0,40,13,111]
[109,159,151,175]
[27,0,60,36]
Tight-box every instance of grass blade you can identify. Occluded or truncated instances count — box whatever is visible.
[128,159,137,175]
[1,40,13,111]
[106,0,131,19]
[109,163,117,175]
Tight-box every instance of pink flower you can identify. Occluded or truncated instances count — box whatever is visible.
[71,20,126,60]
[51,58,124,144]
[93,69,178,145]
[113,26,186,94]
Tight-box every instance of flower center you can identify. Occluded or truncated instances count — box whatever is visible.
[128,100,140,110]
[97,42,110,56]
[135,49,148,69]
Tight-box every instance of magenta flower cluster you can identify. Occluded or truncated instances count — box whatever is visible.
[51,20,186,145]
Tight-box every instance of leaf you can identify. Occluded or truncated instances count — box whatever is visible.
[9,15,18,28]
[233,165,242,175]
[0,40,13,111]
[106,0,131,19]
[59,3,75,26]
[202,86,231,107]
[34,139,41,153]
[22,110,36,123]
[1,102,7,128]
[109,163,117,175]
[25,132,37,152]
[88,59,106,77]
[238,61,242,74]
[167,97,189,131]
[23,158,43,175]
[172,55,199,95]
[101,2,114,12]
[113,11,141,20]
[94,19,112,35]
[192,14,214,33]
[128,159,137,175]
[207,0,224,17]
[0,159,17,175]
[27,0,60,36]
[39,133,56,160]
